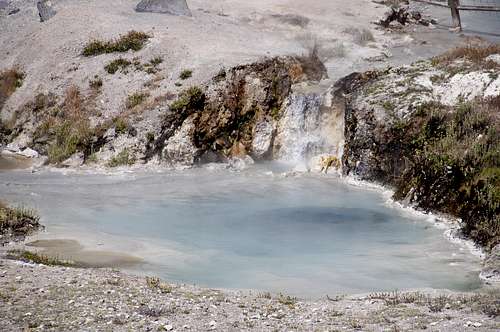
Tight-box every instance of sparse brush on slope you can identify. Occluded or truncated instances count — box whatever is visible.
[0,68,24,110]
[392,97,500,250]
[82,31,151,57]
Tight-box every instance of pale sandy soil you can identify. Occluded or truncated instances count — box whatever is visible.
[0,0,479,121]
[0,256,499,331]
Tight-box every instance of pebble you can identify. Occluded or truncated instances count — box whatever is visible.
[164,324,174,331]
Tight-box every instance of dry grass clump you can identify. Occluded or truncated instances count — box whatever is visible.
[179,69,193,80]
[277,293,297,307]
[369,290,499,316]
[82,31,151,57]
[105,58,132,74]
[432,44,500,69]
[107,149,136,167]
[89,75,103,90]
[33,86,97,164]
[126,92,149,109]
[10,84,108,165]
[145,276,173,294]
[0,68,24,109]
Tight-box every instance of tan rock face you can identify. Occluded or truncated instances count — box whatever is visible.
[147,55,327,165]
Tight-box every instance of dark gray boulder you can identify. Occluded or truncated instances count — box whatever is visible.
[37,0,56,22]
[136,0,191,16]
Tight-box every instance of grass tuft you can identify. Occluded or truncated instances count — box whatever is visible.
[125,92,149,109]
[170,86,205,113]
[7,250,76,267]
[432,44,500,69]
[105,58,131,74]
[179,69,193,80]
[89,75,103,90]
[82,31,151,57]
[107,149,135,167]
[146,276,173,294]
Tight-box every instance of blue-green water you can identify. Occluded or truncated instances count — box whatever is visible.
[0,165,482,298]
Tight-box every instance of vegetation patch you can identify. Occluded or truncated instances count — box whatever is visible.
[7,250,76,267]
[113,116,130,134]
[0,203,40,243]
[145,276,173,294]
[0,68,24,110]
[132,56,163,74]
[391,98,500,250]
[169,86,205,113]
[89,75,103,90]
[105,58,132,74]
[277,293,297,307]
[126,92,149,109]
[82,31,151,57]
[45,88,95,163]
[28,87,107,165]
[107,149,136,167]
[179,69,193,80]
[432,44,500,70]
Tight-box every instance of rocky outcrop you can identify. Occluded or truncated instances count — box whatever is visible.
[339,48,500,251]
[135,0,191,16]
[146,55,328,165]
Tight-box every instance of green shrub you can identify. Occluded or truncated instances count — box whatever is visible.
[179,69,193,80]
[104,58,131,74]
[113,117,129,134]
[170,86,205,112]
[126,92,148,109]
[82,31,151,57]
[47,119,92,163]
[107,149,136,167]
[150,56,163,66]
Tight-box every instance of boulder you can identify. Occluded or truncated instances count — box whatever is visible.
[18,147,39,158]
[135,0,192,16]
[37,0,56,22]
[61,152,84,168]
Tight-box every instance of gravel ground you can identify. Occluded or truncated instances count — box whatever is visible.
[0,256,498,331]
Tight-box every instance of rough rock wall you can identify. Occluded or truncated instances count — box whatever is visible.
[147,56,328,166]
[338,54,500,251]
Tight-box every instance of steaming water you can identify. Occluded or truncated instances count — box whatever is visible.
[0,164,482,298]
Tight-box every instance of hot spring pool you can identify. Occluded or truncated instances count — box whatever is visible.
[0,164,482,298]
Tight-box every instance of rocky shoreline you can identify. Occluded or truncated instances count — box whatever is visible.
[0,256,498,331]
